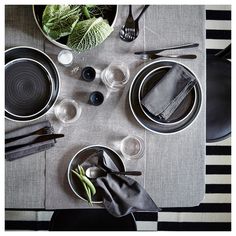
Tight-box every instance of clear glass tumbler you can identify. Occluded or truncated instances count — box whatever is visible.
[101,61,130,92]
[120,135,145,160]
[54,98,81,124]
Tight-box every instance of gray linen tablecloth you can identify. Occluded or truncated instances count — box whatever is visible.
[5,5,205,209]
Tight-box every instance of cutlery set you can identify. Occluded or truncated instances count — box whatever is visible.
[5,126,64,152]
[120,6,198,59]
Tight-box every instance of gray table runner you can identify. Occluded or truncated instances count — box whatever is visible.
[5,5,205,209]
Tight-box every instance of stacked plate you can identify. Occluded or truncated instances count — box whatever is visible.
[5,46,60,122]
[129,60,202,134]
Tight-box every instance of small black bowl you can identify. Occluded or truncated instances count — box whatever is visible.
[89,91,104,106]
[81,67,96,82]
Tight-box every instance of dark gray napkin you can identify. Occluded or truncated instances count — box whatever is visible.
[82,150,159,217]
[5,121,55,161]
[141,64,197,120]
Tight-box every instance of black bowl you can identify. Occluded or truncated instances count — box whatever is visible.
[67,145,125,204]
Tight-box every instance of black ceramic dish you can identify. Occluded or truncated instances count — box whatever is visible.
[67,145,125,204]
[206,45,231,142]
[5,58,53,118]
[129,60,202,134]
[5,46,60,122]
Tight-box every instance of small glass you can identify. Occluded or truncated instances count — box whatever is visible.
[57,50,73,67]
[54,99,81,124]
[101,61,130,92]
[120,135,144,160]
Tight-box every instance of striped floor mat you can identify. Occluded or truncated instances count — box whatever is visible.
[5,5,231,231]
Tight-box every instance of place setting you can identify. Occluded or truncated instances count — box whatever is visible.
[5,4,208,225]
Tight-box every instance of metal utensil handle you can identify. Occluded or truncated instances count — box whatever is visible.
[135,5,149,22]
[111,171,142,176]
[156,54,197,59]
[5,127,45,144]
[128,5,132,16]
[135,43,199,55]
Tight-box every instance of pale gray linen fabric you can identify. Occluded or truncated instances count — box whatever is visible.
[5,5,205,209]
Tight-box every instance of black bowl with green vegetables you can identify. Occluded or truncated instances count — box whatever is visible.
[67,145,125,204]
[33,5,118,52]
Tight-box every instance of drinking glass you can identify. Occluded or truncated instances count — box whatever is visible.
[54,99,82,124]
[120,135,144,160]
[101,61,130,92]
[57,50,73,67]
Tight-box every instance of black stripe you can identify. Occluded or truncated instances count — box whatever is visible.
[206,165,231,174]
[161,203,231,213]
[206,30,231,39]
[206,146,231,155]
[158,222,231,231]
[207,48,222,55]
[133,212,157,221]
[206,10,231,20]
[206,184,231,193]
[5,221,49,230]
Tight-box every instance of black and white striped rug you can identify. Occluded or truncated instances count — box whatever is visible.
[5,5,231,231]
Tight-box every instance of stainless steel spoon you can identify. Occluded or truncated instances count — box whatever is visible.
[85,166,142,179]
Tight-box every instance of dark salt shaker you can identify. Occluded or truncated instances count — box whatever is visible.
[89,91,104,106]
[81,66,96,82]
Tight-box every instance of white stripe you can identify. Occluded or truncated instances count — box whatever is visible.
[206,20,231,30]
[5,211,37,221]
[206,137,231,146]
[206,5,231,11]
[202,194,231,203]
[206,175,231,184]
[206,155,231,165]
[158,212,231,222]
[37,211,54,221]
[206,39,231,49]
[136,221,157,231]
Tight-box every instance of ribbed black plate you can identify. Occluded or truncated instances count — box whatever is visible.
[5,46,60,122]
[5,58,52,117]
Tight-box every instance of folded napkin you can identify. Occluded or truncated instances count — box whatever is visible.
[82,150,159,217]
[5,121,55,161]
[141,64,197,120]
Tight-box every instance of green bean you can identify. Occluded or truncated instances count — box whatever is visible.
[80,175,96,196]
[71,170,93,204]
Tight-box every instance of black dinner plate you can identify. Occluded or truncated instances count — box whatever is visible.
[5,46,60,122]
[5,58,53,118]
[129,60,202,134]
[67,145,125,204]
[138,66,196,125]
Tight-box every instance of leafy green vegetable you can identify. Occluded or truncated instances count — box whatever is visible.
[67,17,113,52]
[42,5,81,40]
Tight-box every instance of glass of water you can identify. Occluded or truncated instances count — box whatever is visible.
[54,98,82,124]
[101,61,130,92]
[120,135,144,160]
